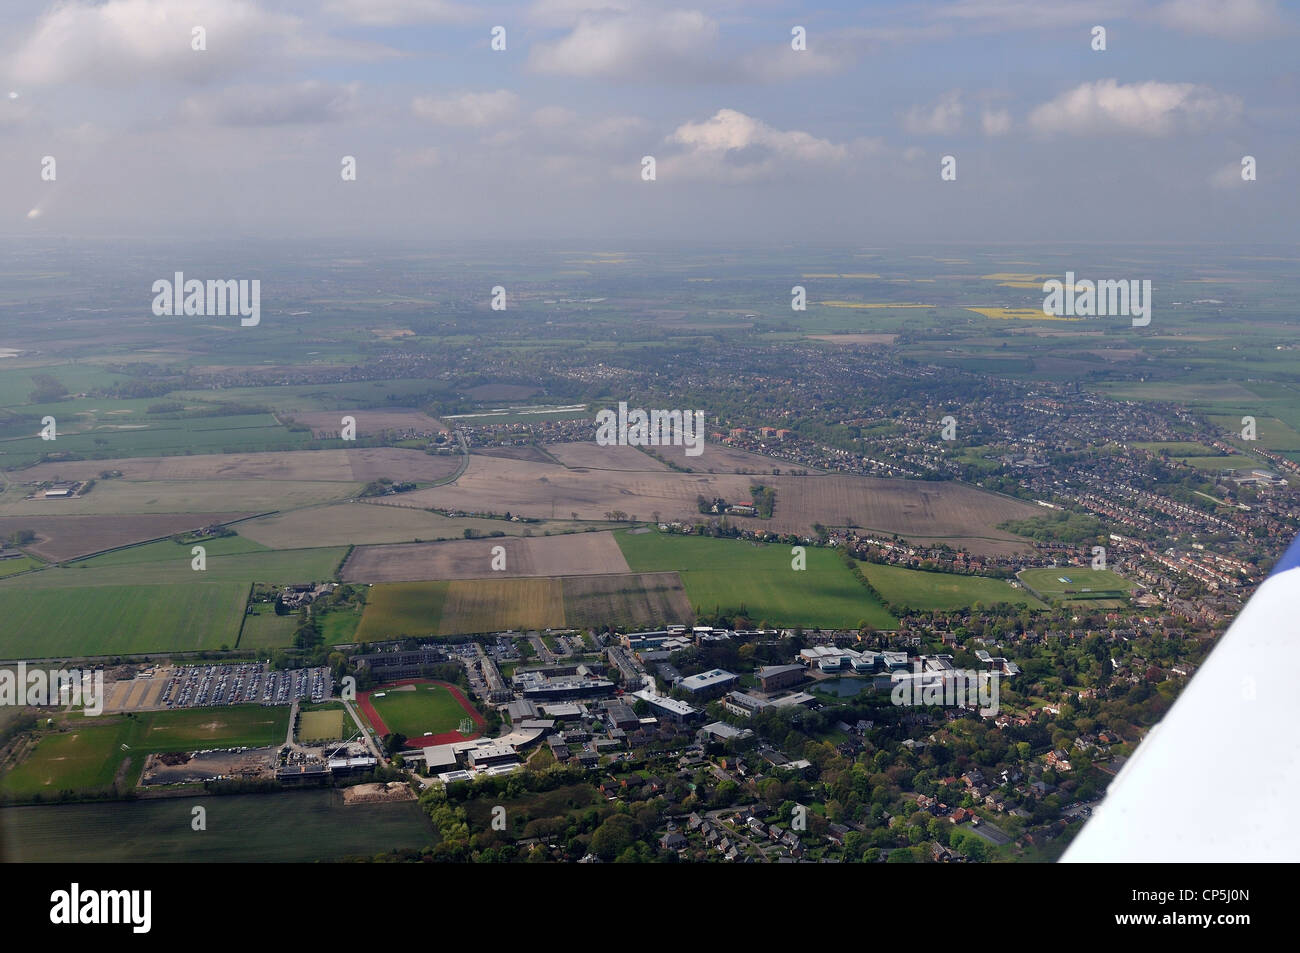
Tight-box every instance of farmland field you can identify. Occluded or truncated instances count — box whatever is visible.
[0,512,255,562]
[237,502,601,549]
[0,791,435,861]
[341,531,629,583]
[355,571,691,637]
[0,583,248,659]
[561,572,693,628]
[364,683,470,739]
[439,577,565,633]
[353,581,449,641]
[617,531,896,629]
[860,563,1046,611]
[0,479,360,516]
[384,453,1036,555]
[37,544,347,587]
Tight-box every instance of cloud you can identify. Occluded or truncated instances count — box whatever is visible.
[903,92,964,136]
[1209,156,1253,188]
[934,0,1135,31]
[7,0,383,87]
[981,107,1012,135]
[322,0,474,26]
[1027,79,1242,135]
[411,90,520,126]
[1153,0,1286,37]
[528,9,721,81]
[182,81,358,126]
[527,0,636,27]
[663,108,848,181]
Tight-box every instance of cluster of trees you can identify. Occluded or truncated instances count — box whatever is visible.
[749,483,777,519]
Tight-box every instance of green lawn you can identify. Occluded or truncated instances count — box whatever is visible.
[367,683,468,739]
[0,583,249,658]
[861,562,1046,611]
[616,531,897,629]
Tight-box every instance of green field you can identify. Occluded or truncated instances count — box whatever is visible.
[354,581,448,642]
[860,563,1046,611]
[616,532,897,629]
[1017,567,1134,604]
[0,411,310,468]
[0,554,41,577]
[238,603,297,650]
[0,790,434,861]
[0,706,289,798]
[60,543,346,585]
[366,683,468,739]
[320,604,364,645]
[0,583,248,658]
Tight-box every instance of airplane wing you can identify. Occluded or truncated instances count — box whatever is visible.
[1062,533,1300,862]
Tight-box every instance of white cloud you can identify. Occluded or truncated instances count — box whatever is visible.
[8,0,384,88]
[323,0,473,26]
[182,81,358,126]
[935,0,1134,31]
[528,9,721,81]
[531,106,580,127]
[903,92,964,136]
[664,108,847,181]
[1027,79,1242,135]
[527,0,636,27]
[412,90,520,126]
[1153,0,1285,37]
[981,107,1012,136]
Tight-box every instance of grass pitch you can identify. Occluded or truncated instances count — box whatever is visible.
[1017,567,1133,604]
[366,683,470,739]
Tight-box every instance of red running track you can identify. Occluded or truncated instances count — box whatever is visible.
[356,679,486,748]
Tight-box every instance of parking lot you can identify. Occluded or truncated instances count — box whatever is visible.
[162,663,331,709]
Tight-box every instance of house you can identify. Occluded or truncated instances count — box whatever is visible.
[660,831,687,851]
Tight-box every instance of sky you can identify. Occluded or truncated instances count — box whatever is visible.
[1,0,1296,244]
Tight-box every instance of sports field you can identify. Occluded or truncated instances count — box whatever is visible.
[362,682,479,741]
[1017,567,1133,604]
[861,562,1046,611]
[617,531,896,629]
[297,706,347,743]
[0,706,289,798]
[0,582,249,659]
